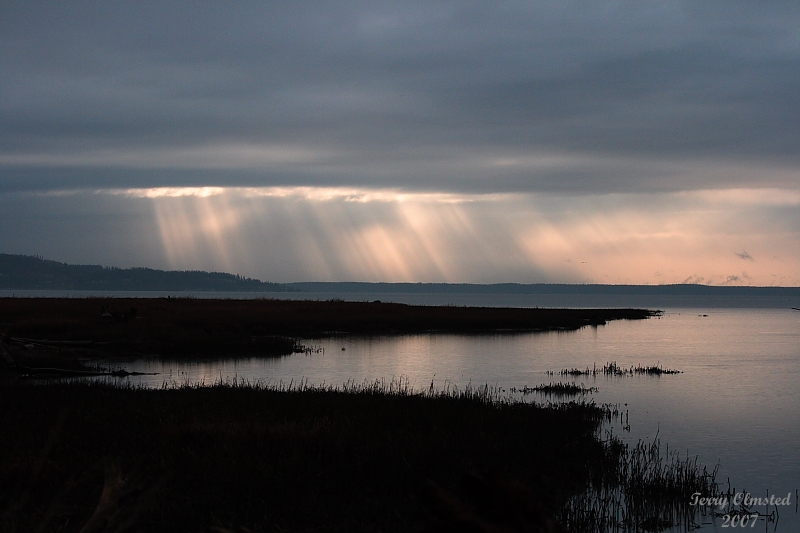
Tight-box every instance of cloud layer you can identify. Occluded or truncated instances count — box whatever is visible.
[1,2,798,284]
[2,1,799,194]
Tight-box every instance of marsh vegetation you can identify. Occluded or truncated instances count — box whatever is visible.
[555,362,681,377]
[1,379,722,533]
[514,382,599,396]
[0,298,658,363]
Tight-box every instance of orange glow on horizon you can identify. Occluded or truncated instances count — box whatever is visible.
[109,186,800,285]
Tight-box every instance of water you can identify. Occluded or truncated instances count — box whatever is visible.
[19,290,797,531]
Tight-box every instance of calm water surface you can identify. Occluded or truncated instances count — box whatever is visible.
[113,306,800,531]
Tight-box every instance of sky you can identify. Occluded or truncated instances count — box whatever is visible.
[1,1,798,285]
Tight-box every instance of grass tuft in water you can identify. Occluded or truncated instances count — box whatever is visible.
[517,382,598,396]
[556,361,681,377]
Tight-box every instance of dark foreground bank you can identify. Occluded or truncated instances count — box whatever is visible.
[0,381,719,533]
[0,298,658,361]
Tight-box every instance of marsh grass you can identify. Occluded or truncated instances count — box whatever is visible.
[0,379,605,532]
[0,379,718,533]
[0,298,657,360]
[517,382,598,396]
[562,435,721,532]
[556,362,681,377]
[631,365,681,376]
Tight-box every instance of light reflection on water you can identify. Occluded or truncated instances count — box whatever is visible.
[115,308,800,531]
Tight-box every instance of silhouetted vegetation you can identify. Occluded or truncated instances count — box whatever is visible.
[563,436,720,532]
[0,253,296,291]
[0,380,722,532]
[0,298,658,361]
[517,382,598,396]
[556,362,681,377]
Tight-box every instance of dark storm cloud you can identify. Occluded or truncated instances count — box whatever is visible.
[2,1,799,193]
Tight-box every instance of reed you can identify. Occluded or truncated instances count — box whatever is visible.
[0,379,607,532]
[517,382,598,396]
[557,362,681,377]
[631,364,681,375]
[562,435,721,532]
[0,379,719,533]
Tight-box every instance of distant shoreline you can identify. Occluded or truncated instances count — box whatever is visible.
[1,288,797,310]
[3,253,799,295]
[285,281,800,295]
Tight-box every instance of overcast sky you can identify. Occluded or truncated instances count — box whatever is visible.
[1,1,798,284]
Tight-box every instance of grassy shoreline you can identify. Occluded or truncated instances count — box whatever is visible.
[1,380,605,532]
[0,380,719,533]
[0,297,659,362]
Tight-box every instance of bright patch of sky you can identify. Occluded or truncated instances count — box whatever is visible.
[1,187,796,285]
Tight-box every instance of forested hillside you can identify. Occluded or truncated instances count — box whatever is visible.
[0,254,295,291]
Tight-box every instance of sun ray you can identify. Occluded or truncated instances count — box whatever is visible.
[74,185,799,285]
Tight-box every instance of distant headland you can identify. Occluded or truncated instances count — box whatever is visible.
[0,254,296,292]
